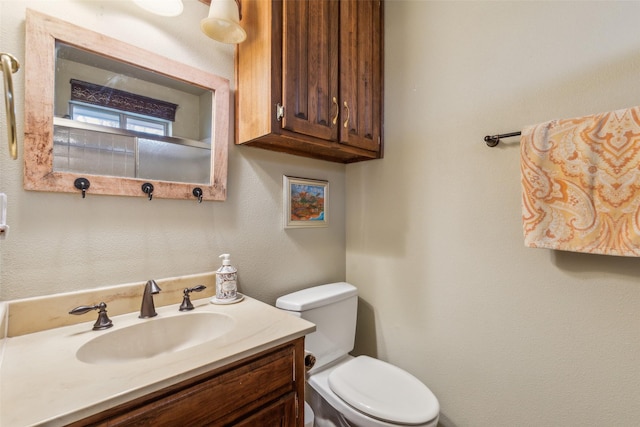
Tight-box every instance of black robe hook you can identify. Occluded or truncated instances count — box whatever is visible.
[193,187,203,203]
[141,183,154,200]
[74,177,90,198]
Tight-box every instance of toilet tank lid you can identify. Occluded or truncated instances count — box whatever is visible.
[276,282,357,311]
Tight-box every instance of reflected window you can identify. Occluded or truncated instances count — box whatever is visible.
[126,116,168,136]
[70,102,171,136]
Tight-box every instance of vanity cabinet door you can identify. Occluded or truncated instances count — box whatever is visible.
[234,392,297,426]
[235,0,384,163]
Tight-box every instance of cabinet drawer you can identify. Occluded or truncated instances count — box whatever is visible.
[106,345,295,426]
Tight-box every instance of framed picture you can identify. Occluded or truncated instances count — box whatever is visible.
[283,176,329,228]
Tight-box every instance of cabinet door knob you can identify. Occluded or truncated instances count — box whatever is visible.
[343,101,350,128]
[331,97,339,125]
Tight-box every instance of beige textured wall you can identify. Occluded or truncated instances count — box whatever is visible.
[348,1,640,426]
[0,0,346,303]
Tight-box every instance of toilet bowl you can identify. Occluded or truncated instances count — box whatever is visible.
[308,355,439,427]
[305,401,315,427]
[276,282,440,427]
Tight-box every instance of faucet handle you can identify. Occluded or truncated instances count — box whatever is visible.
[179,285,207,311]
[69,302,113,330]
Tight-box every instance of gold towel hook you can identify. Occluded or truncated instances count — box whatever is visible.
[1,53,20,160]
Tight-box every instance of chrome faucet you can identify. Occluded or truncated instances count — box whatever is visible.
[139,280,161,318]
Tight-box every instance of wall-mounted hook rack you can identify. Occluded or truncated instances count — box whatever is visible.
[193,187,203,203]
[141,183,154,200]
[74,177,90,198]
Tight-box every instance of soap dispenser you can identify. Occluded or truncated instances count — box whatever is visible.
[215,253,237,301]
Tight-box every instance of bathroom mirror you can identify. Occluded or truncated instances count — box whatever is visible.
[24,9,229,201]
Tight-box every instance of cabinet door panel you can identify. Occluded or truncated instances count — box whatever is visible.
[282,0,339,141]
[235,393,297,427]
[339,0,382,152]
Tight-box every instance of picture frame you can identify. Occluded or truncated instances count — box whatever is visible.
[283,176,329,228]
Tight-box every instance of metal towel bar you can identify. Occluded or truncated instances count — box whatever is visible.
[1,53,20,160]
[484,131,522,147]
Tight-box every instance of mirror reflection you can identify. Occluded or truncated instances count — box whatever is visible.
[24,9,229,201]
[54,43,212,185]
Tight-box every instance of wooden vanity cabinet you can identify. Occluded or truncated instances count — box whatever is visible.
[235,0,384,163]
[68,338,305,427]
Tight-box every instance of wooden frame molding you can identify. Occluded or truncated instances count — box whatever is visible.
[24,9,230,201]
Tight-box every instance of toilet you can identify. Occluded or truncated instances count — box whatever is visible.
[276,282,440,427]
[305,401,315,427]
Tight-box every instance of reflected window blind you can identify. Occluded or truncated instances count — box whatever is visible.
[69,79,178,121]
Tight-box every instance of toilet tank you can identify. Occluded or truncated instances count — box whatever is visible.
[276,282,358,371]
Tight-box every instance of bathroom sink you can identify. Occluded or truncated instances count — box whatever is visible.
[76,312,235,364]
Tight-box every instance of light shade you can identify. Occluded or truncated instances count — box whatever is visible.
[201,0,246,44]
[133,0,184,17]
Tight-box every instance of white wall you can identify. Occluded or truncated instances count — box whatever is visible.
[347,1,640,426]
[0,0,346,303]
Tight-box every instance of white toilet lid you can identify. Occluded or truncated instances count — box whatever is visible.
[328,356,439,425]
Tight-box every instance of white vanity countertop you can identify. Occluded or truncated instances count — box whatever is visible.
[0,295,315,426]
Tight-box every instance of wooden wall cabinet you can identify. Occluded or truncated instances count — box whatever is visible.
[235,0,384,163]
[68,338,305,427]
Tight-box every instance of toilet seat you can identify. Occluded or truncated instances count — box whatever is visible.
[328,356,439,425]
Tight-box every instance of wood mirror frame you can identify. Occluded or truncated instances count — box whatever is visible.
[23,9,229,201]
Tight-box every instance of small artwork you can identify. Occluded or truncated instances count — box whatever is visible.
[283,176,328,228]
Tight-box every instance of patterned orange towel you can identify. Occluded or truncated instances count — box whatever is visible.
[521,106,640,256]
